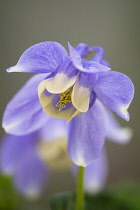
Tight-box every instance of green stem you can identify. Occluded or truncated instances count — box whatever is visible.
[75,166,85,210]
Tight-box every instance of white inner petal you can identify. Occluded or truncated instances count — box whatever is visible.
[45,73,77,94]
[72,82,90,112]
[38,80,52,107]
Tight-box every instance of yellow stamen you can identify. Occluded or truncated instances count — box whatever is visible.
[55,88,72,111]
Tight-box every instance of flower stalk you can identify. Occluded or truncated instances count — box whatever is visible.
[75,166,85,210]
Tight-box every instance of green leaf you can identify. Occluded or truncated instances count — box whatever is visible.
[0,175,20,210]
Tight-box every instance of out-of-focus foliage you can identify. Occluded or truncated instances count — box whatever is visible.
[51,182,140,210]
[0,175,139,210]
[51,192,74,210]
[0,175,19,210]
[110,182,140,210]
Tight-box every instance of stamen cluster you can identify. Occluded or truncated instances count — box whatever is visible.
[55,88,72,111]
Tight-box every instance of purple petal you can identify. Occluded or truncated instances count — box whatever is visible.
[91,46,105,63]
[78,72,98,89]
[7,42,68,73]
[0,133,38,175]
[94,71,134,121]
[75,43,89,57]
[2,74,50,135]
[82,61,110,73]
[91,46,111,67]
[68,42,83,70]
[84,149,108,193]
[14,151,48,198]
[57,57,78,77]
[106,109,133,144]
[68,100,107,167]
[69,43,110,73]
[101,60,110,68]
[40,118,68,141]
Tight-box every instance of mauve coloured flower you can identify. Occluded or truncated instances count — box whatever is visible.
[2,42,134,166]
[0,114,132,198]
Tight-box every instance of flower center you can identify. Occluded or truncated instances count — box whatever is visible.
[55,87,72,111]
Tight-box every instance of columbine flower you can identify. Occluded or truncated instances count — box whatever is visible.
[2,42,134,166]
[0,114,132,197]
[4,42,134,123]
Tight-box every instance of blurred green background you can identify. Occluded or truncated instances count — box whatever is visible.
[0,0,140,209]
